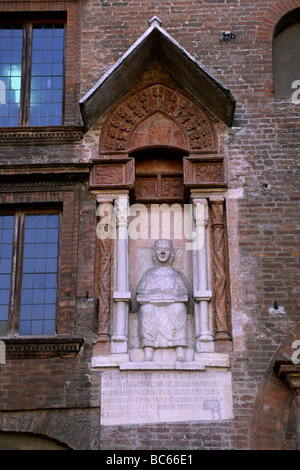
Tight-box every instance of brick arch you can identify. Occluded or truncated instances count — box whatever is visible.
[0,409,97,450]
[250,325,300,450]
[0,431,71,450]
[256,1,300,43]
[99,83,217,155]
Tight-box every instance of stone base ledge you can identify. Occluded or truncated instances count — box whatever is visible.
[91,350,229,370]
[92,354,130,368]
[120,362,206,371]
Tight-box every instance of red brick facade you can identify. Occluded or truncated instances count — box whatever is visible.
[0,0,299,450]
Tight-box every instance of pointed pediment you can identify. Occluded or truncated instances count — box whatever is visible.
[79,17,236,129]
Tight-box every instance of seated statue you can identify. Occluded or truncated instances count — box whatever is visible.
[136,239,188,362]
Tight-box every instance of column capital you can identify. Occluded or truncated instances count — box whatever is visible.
[192,198,209,227]
[210,196,225,229]
[93,189,129,204]
[209,195,225,204]
[114,194,130,229]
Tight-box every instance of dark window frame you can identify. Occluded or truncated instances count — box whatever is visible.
[0,207,61,338]
[0,13,66,127]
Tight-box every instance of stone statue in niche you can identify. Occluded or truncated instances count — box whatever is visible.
[136,239,188,362]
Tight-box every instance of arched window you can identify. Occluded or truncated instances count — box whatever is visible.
[273,9,300,98]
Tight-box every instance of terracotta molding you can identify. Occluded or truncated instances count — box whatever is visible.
[3,337,84,359]
[99,84,216,155]
[0,126,86,146]
[210,197,231,342]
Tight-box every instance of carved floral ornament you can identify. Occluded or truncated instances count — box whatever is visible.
[99,84,217,154]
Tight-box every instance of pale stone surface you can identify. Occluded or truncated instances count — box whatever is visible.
[136,240,188,361]
[194,352,230,368]
[111,194,131,352]
[92,351,229,369]
[128,346,195,363]
[191,197,214,352]
[100,369,233,425]
[120,362,206,371]
[91,354,130,368]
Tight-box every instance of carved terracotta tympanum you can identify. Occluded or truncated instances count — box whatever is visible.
[100,84,216,154]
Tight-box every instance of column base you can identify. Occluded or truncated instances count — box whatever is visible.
[215,331,231,341]
[111,337,128,354]
[196,338,214,353]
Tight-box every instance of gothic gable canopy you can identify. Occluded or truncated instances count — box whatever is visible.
[79,17,236,129]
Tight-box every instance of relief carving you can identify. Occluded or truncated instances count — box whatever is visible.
[90,160,134,189]
[210,199,231,341]
[135,175,184,201]
[94,165,123,185]
[135,177,158,200]
[100,85,215,153]
[161,177,184,199]
[98,236,111,341]
[183,158,225,187]
[136,239,188,362]
[195,163,223,183]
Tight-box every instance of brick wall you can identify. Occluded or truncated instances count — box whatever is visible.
[0,0,299,450]
[0,177,100,448]
[79,0,300,450]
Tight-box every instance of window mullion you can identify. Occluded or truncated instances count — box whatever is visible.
[11,212,25,336]
[19,21,32,126]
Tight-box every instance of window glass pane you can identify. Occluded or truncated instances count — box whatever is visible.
[19,214,59,335]
[0,215,14,335]
[30,24,64,126]
[0,24,23,127]
[273,23,300,98]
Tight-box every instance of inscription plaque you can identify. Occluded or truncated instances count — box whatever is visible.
[101,369,233,426]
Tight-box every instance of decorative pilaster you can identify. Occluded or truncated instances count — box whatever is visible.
[192,197,214,352]
[210,196,231,341]
[96,198,114,343]
[111,193,131,353]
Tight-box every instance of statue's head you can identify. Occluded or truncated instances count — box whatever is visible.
[152,239,175,266]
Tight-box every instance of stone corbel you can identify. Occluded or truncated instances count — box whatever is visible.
[111,193,131,353]
[192,197,214,352]
[275,362,300,390]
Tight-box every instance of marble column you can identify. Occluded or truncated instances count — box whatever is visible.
[210,196,231,341]
[111,193,131,353]
[192,197,214,352]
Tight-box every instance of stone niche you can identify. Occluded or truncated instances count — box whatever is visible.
[92,197,233,426]
[128,238,194,363]
[97,231,234,427]
[88,20,234,425]
[90,85,233,426]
